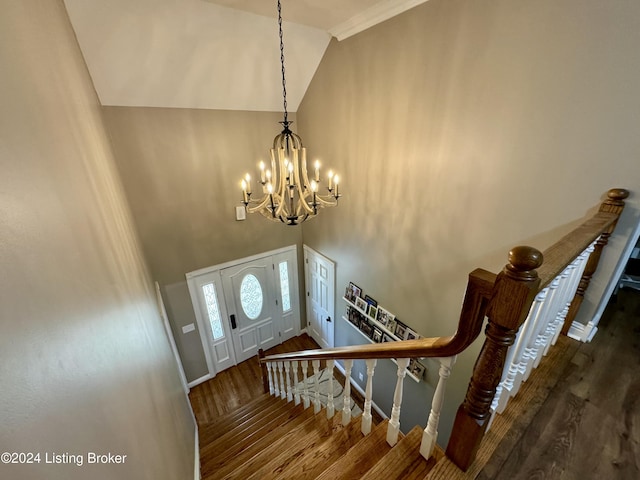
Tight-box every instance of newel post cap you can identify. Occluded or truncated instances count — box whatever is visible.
[505,246,543,280]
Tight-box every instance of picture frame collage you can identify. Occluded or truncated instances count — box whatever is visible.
[344,282,426,380]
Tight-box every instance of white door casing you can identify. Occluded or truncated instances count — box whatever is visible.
[187,245,300,377]
[304,245,335,348]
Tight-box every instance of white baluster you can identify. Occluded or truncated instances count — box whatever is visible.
[387,358,410,446]
[342,360,353,425]
[535,265,573,365]
[520,280,559,383]
[361,359,377,436]
[284,361,293,402]
[267,362,275,396]
[273,362,280,397]
[301,360,310,409]
[326,359,335,418]
[420,356,456,460]
[312,360,321,414]
[292,360,300,405]
[494,287,548,414]
[278,361,286,400]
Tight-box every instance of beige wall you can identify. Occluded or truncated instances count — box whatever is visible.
[102,107,304,381]
[298,0,640,444]
[0,1,194,478]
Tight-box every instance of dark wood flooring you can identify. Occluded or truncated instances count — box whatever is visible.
[483,287,640,479]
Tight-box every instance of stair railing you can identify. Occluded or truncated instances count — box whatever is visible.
[446,188,629,471]
[259,266,496,462]
[259,188,629,472]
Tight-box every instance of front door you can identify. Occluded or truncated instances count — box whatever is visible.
[221,258,280,364]
[304,246,335,348]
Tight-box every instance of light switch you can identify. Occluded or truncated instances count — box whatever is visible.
[236,206,246,221]
[182,323,196,334]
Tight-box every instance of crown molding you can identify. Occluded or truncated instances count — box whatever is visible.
[329,0,429,41]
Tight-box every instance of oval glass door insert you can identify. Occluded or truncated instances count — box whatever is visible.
[240,274,263,319]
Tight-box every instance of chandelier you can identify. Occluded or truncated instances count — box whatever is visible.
[240,0,341,226]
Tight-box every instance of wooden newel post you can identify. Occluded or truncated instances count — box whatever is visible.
[258,349,269,394]
[561,188,629,335]
[446,246,543,471]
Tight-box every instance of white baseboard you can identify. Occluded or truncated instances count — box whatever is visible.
[300,327,308,335]
[567,320,598,343]
[193,423,200,480]
[334,361,388,420]
[188,373,211,389]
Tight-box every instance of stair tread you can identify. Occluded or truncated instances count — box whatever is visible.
[245,414,365,480]
[314,419,392,480]
[360,425,438,480]
[202,403,316,479]
[200,398,299,460]
[197,392,275,432]
[222,411,345,480]
[199,396,289,450]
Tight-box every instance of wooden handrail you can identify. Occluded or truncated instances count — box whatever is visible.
[446,188,629,471]
[260,268,495,364]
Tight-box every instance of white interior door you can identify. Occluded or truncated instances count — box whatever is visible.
[304,246,335,348]
[221,258,280,364]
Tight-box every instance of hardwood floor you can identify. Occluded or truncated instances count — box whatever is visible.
[481,287,640,479]
[189,334,320,425]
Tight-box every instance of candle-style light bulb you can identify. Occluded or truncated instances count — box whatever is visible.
[311,180,318,192]
[334,175,340,197]
[314,160,320,182]
[288,162,294,185]
[244,173,251,194]
[241,179,248,203]
[328,170,334,190]
[259,161,266,183]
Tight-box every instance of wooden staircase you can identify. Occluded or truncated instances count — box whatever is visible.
[199,392,443,480]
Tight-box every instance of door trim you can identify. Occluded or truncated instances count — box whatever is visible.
[186,245,300,377]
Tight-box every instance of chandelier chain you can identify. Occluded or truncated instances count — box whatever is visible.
[277,0,288,125]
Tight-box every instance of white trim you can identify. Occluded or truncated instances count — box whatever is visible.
[586,215,640,335]
[329,0,429,41]
[300,327,308,335]
[186,245,297,279]
[155,282,190,394]
[188,374,212,389]
[567,320,599,343]
[334,360,388,420]
[193,423,200,480]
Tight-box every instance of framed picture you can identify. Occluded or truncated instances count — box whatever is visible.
[360,321,373,338]
[408,359,426,379]
[348,282,362,300]
[386,318,397,336]
[372,328,383,343]
[355,297,367,312]
[382,333,393,343]
[405,328,419,341]
[364,295,378,308]
[395,321,408,339]
[345,286,354,302]
[368,305,378,320]
[376,307,395,327]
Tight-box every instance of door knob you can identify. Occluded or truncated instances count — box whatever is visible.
[326,316,331,322]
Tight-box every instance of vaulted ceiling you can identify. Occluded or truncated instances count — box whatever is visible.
[63,0,428,111]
